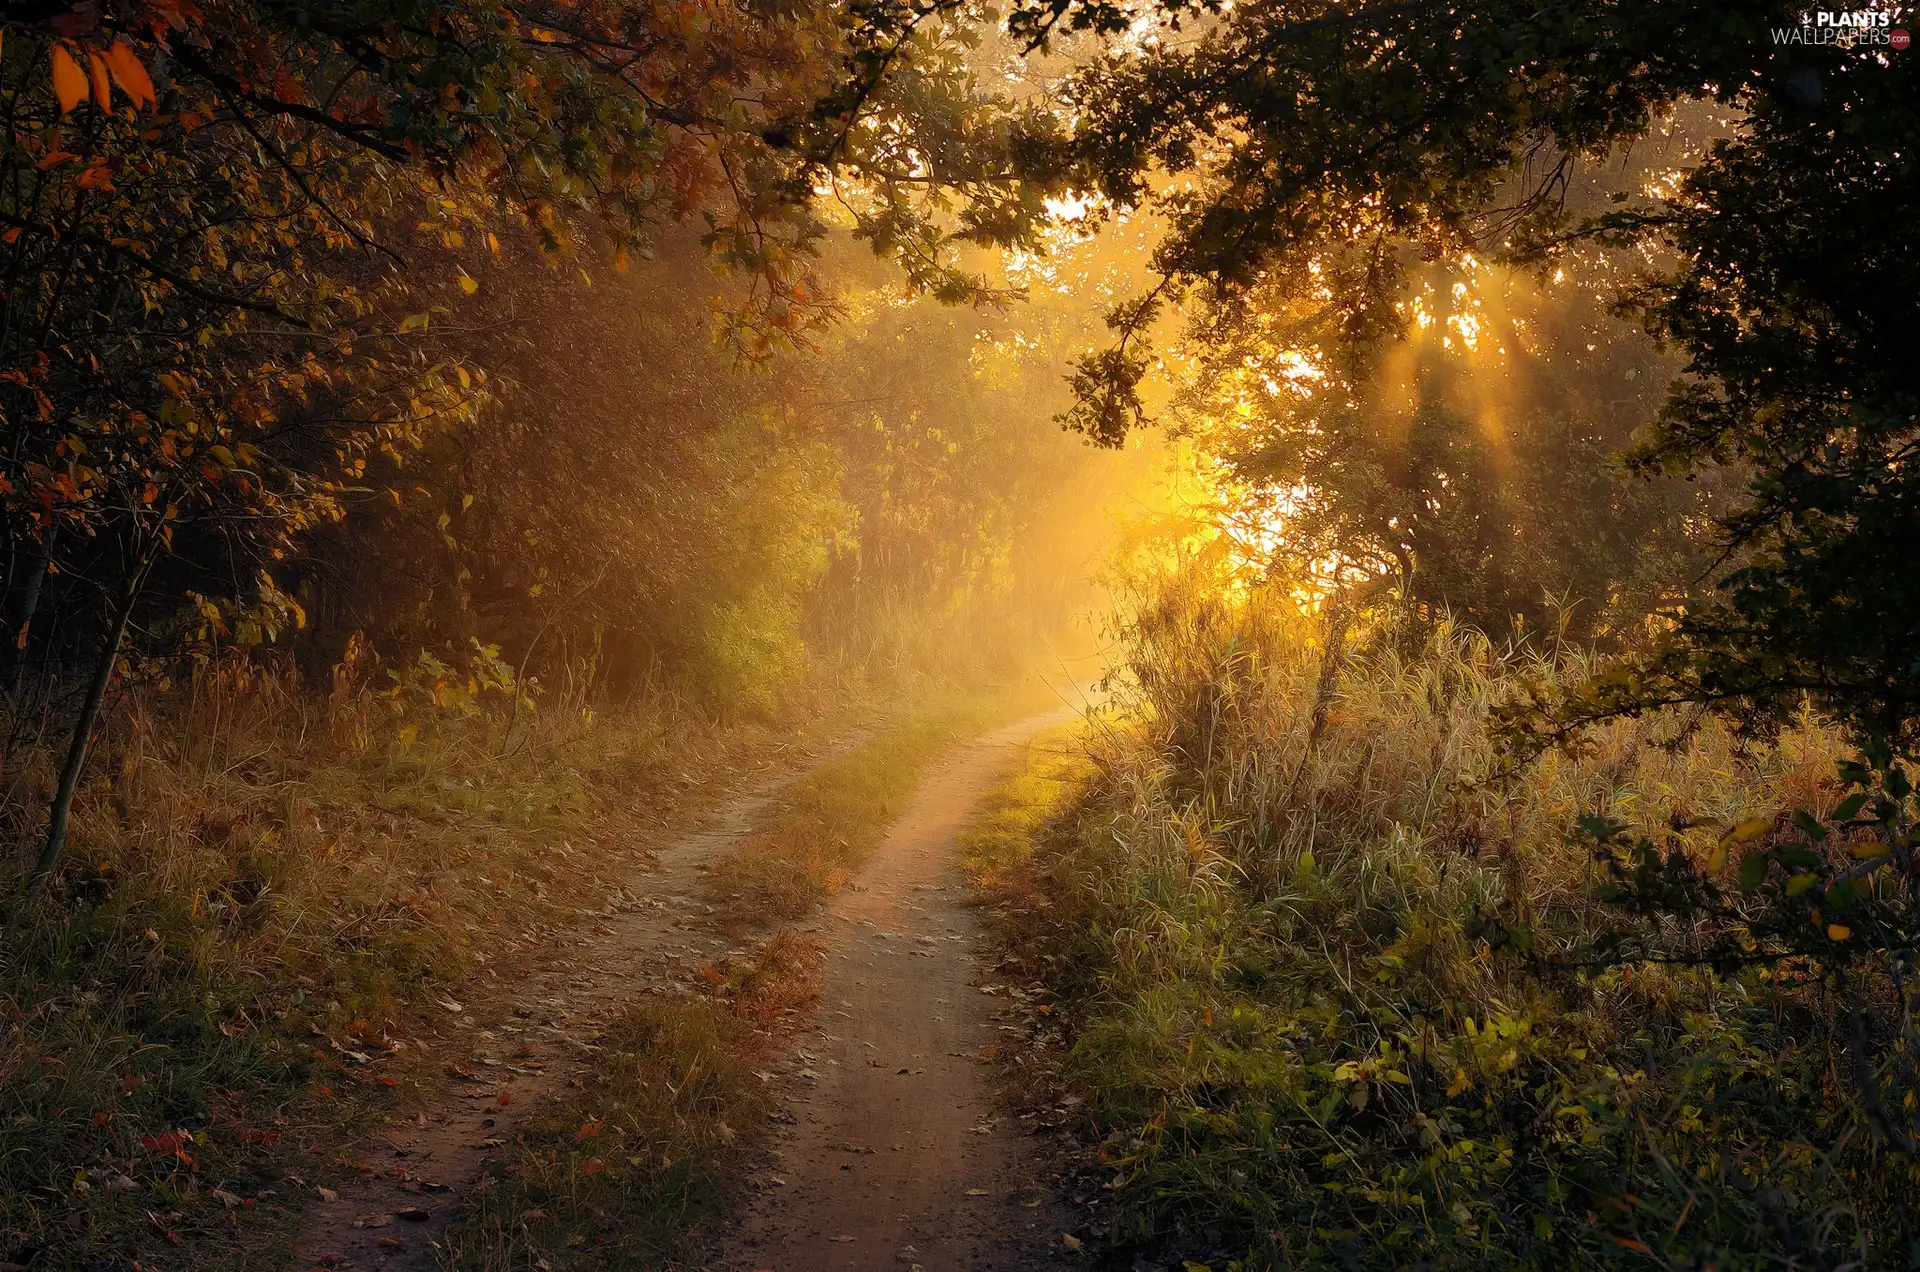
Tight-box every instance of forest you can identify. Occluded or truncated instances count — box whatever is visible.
[0,1,1913,1270]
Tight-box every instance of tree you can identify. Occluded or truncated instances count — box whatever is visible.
[0,0,1035,885]
[1015,0,1917,740]
[1178,256,1711,639]
[990,0,1920,1195]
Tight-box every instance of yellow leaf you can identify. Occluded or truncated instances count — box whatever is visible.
[457,271,478,295]
[88,52,111,109]
[456,364,471,390]
[208,444,236,467]
[487,232,500,255]
[1785,873,1816,896]
[1729,817,1772,843]
[105,42,157,110]
[1827,924,1852,941]
[50,45,88,114]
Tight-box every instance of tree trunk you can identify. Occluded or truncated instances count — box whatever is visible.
[28,569,143,896]
[6,540,51,699]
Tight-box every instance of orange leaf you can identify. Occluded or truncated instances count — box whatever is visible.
[88,52,111,109]
[574,1119,602,1142]
[577,1157,606,1177]
[105,43,158,110]
[50,45,88,114]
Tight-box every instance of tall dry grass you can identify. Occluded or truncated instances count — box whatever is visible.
[0,652,752,1270]
[1004,571,1912,1269]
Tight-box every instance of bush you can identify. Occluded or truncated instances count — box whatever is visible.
[1012,577,1917,1269]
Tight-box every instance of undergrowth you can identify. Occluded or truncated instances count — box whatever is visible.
[974,573,1919,1270]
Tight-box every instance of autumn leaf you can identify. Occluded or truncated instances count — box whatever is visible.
[50,46,88,114]
[88,52,112,109]
[105,42,158,110]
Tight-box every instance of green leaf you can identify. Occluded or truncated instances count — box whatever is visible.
[1738,850,1770,891]
[1832,792,1867,820]
[1792,809,1828,841]
[1578,814,1626,843]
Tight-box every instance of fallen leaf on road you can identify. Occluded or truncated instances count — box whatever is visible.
[829,1235,856,1243]
[1062,1233,1084,1251]
[315,1186,340,1203]
[966,1188,989,1196]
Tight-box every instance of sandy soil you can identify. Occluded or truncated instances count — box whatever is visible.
[715,709,1080,1272]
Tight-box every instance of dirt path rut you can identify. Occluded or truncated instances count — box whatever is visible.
[718,708,1078,1272]
[294,741,862,1271]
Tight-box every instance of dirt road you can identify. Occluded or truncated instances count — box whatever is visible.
[717,708,1079,1272]
[293,742,861,1271]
